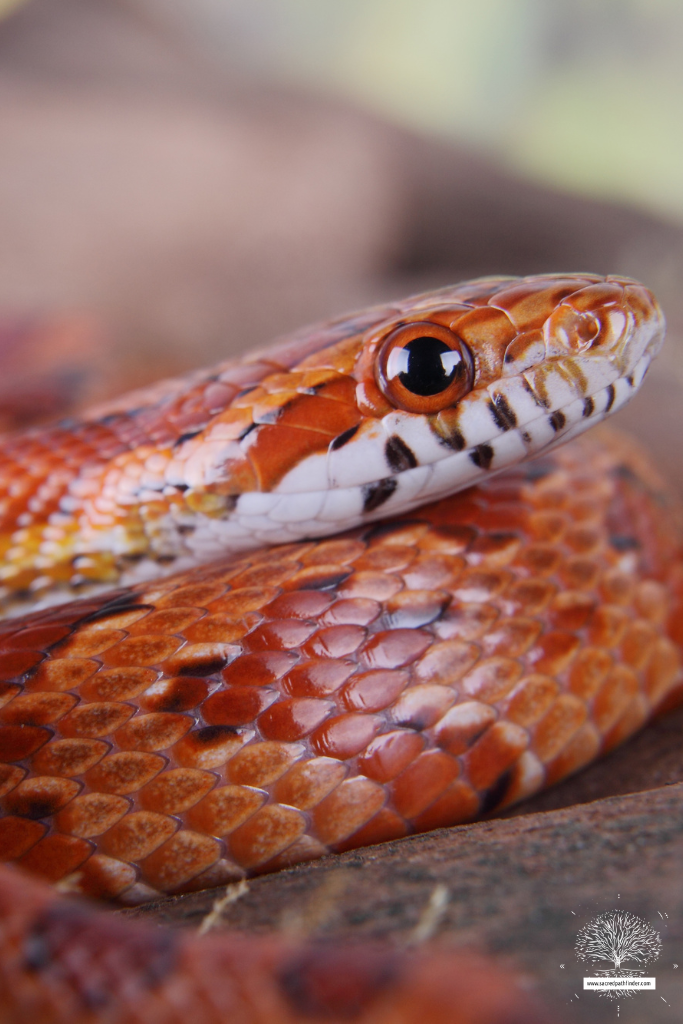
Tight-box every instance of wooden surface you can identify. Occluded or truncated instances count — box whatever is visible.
[124,706,683,1023]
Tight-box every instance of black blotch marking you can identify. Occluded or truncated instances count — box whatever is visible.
[479,769,513,815]
[177,523,196,535]
[612,463,639,483]
[24,905,177,1008]
[549,410,566,432]
[437,427,465,452]
[330,424,360,450]
[605,383,616,412]
[488,393,517,431]
[626,374,635,387]
[366,519,422,542]
[524,459,555,481]
[80,596,150,626]
[582,396,594,418]
[609,534,641,552]
[173,429,203,447]
[385,435,418,473]
[522,431,532,445]
[279,946,398,1019]
[298,569,352,591]
[239,422,258,440]
[469,444,494,471]
[19,798,62,820]
[523,378,549,408]
[362,478,397,513]
[193,725,239,744]
[178,657,231,677]
[175,483,189,492]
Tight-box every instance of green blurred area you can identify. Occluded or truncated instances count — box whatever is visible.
[136,0,683,223]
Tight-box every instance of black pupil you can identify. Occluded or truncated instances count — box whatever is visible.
[398,337,460,396]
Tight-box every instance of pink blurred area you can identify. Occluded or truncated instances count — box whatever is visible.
[0,0,682,492]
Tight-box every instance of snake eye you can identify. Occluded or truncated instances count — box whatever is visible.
[376,321,474,413]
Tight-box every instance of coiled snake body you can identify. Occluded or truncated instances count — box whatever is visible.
[0,274,680,1022]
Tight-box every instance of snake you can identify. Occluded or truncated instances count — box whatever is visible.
[0,272,679,1022]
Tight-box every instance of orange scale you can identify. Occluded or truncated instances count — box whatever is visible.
[228,740,303,787]
[312,776,386,846]
[229,804,306,869]
[0,815,46,859]
[432,702,497,757]
[390,685,456,730]
[401,554,464,591]
[58,702,134,738]
[202,686,276,726]
[547,592,597,632]
[55,792,129,837]
[391,750,460,820]
[460,656,522,703]
[0,649,44,680]
[54,628,126,659]
[358,629,431,670]
[532,695,588,762]
[310,712,382,760]
[84,751,165,795]
[383,590,450,629]
[260,835,328,873]
[601,695,649,754]
[182,615,255,645]
[243,620,316,652]
[463,721,529,791]
[619,621,658,671]
[413,523,476,556]
[567,647,613,700]
[115,712,193,752]
[503,676,559,728]
[32,737,109,777]
[544,723,601,788]
[337,571,403,601]
[139,768,216,815]
[411,780,480,832]
[0,691,76,726]
[516,544,562,576]
[354,546,415,573]
[592,667,640,735]
[222,651,298,688]
[527,631,580,676]
[161,642,237,678]
[502,579,556,616]
[138,676,209,713]
[634,581,669,625]
[227,562,300,591]
[257,697,334,743]
[587,605,630,648]
[303,624,367,659]
[99,634,183,669]
[281,659,355,698]
[73,853,137,900]
[481,617,542,659]
[0,724,51,762]
[433,602,499,642]
[101,810,178,862]
[171,725,246,771]
[339,670,407,712]
[0,624,72,651]
[300,538,366,566]
[141,830,222,892]
[210,587,280,617]
[0,683,20,708]
[559,557,601,590]
[273,757,347,809]
[334,807,408,853]
[3,775,80,818]
[79,666,157,702]
[155,582,227,609]
[358,730,425,783]
[17,833,92,883]
[281,565,353,592]
[412,640,479,688]
[320,598,381,627]
[187,784,265,836]
[125,606,204,636]
[0,764,25,798]
[263,591,334,620]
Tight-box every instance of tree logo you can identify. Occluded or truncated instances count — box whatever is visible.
[575,910,662,1000]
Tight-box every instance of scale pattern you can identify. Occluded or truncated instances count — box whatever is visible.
[0,431,681,904]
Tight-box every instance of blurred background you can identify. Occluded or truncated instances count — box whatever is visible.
[0,0,682,481]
